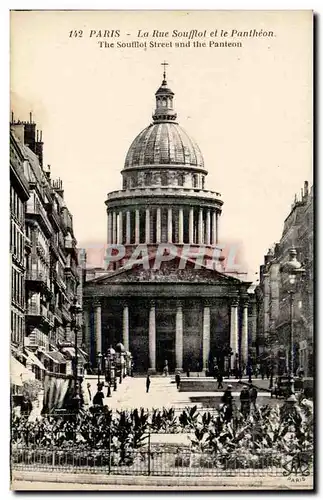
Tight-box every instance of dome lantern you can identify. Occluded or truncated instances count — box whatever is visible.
[152,61,177,123]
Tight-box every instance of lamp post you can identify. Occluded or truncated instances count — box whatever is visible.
[281,247,305,401]
[97,352,102,388]
[70,297,82,411]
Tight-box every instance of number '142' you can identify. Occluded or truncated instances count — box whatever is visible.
[69,30,83,37]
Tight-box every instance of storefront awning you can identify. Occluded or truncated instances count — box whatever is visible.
[25,349,46,371]
[41,351,60,364]
[61,347,86,364]
[11,355,35,386]
[46,351,66,364]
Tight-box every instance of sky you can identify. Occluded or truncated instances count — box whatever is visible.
[10,10,313,279]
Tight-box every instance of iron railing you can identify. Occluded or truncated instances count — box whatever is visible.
[11,446,313,477]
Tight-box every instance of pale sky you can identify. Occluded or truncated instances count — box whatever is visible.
[10,10,313,278]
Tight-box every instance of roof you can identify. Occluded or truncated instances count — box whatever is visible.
[124,122,205,170]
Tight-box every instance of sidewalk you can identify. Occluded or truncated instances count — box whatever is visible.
[11,470,314,490]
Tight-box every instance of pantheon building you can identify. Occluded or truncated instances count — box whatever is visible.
[83,69,256,374]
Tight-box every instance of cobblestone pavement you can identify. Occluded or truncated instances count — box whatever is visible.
[84,375,274,411]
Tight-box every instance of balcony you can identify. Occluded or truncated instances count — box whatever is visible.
[26,197,52,237]
[26,270,47,284]
[46,203,61,231]
[50,236,60,260]
[62,303,71,321]
[106,186,223,205]
[26,304,42,316]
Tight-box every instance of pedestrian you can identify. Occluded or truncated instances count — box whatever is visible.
[20,395,32,417]
[240,385,250,417]
[146,374,151,393]
[260,365,265,380]
[93,389,104,406]
[217,372,223,389]
[87,382,92,403]
[186,365,190,377]
[163,360,169,377]
[221,385,233,422]
[175,372,181,389]
[249,384,258,410]
[196,361,200,376]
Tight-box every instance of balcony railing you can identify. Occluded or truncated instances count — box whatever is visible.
[26,270,47,283]
[26,304,41,316]
[26,198,52,236]
[106,186,222,203]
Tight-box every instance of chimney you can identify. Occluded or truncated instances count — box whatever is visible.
[35,129,44,167]
[304,180,309,198]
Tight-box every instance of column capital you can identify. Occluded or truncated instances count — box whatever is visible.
[241,296,249,307]
[121,299,128,308]
[149,299,156,308]
[93,299,102,308]
[176,299,183,308]
[203,299,213,308]
[231,297,239,307]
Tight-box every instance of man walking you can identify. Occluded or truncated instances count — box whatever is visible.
[146,374,151,393]
[87,382,92,403]
[175,372,181,390]
[240,385,250,417]
[221,385,233,422]
[217,372,224,389]
[249,384,258,410]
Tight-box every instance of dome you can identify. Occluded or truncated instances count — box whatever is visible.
[124,122,205,170]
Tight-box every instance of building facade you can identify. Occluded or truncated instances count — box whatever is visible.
[84,70,257,374]
[10,116,86,384]
[256,181,313,377]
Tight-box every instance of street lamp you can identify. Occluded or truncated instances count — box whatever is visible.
[70,297,82,411]
[281,247,305,401]
[97,352,102,388]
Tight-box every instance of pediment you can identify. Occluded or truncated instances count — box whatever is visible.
[85,253,246,286]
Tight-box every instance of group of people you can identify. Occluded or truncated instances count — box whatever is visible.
[220,383,258,421]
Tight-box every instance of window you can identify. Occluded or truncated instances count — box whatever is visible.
[192,174,198,188]
[178,174,184,186]
[145,172,152,185]
[161,172,168,186]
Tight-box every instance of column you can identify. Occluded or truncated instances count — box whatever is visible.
[135,209,140,244]
[212,211,216,246]
[175,301,183,371]
[145,208,150,244]
[94,302,102,359]
[241,300,249,366]
[117,211,123,244]
[189,208,194,244]
[198,208,203,244]
[167,208,173,242]
[230,298,239,370]
[148,301,156,372]
[203,302,211,372]
[83,309,91,362]
[156,207,161,243]
[205,209,211,246]
[126,211,131,244]
[178,208,184,244]
[216,212,219,244]
[107,212,113,244]
[112,211,117,244]
[122,303,129,352]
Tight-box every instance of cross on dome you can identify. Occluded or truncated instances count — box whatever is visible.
[161,61,169,81]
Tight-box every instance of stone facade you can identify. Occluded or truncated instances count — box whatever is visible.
[10,116,86,380]
[256,181,313,377]
[84,70,256,374]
